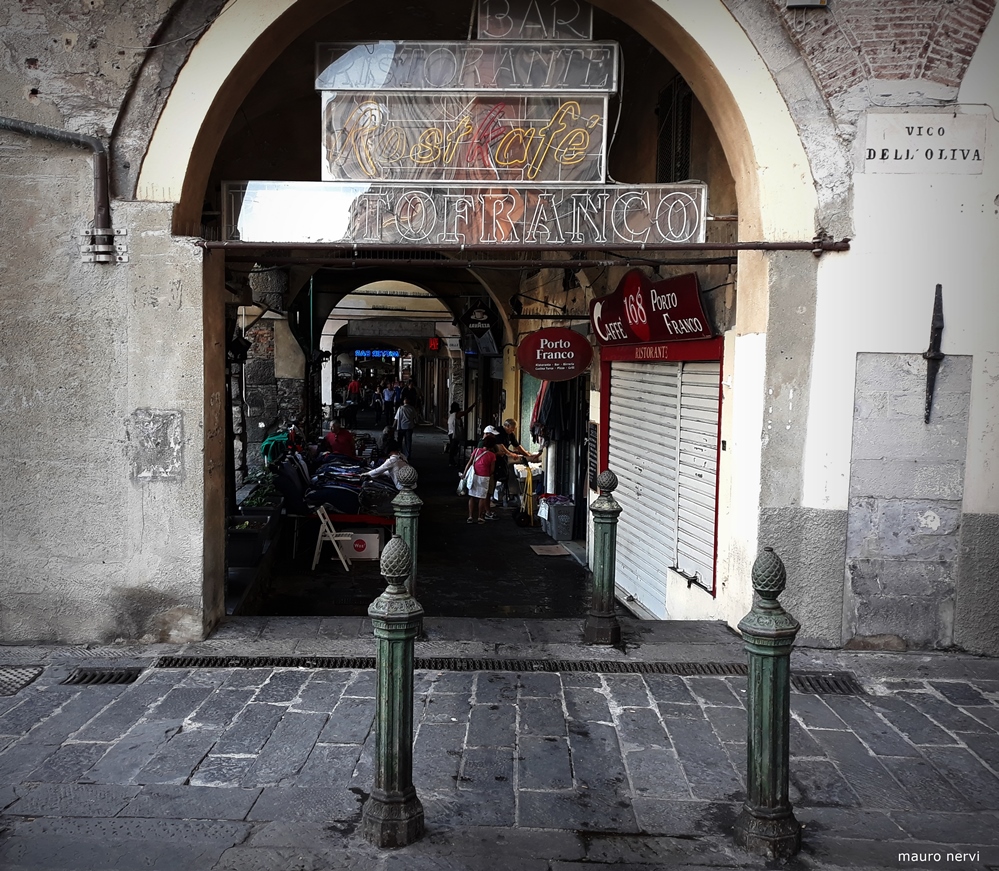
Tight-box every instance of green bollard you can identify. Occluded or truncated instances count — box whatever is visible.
[584,469,622,645]
[733,546,802,859]
[361,535,425,848]
[392,466,422,596]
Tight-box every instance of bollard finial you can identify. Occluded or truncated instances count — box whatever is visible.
[380,534,412,584]
[396,465,418,490]
[751,546,786,600]
[597,469,618,493]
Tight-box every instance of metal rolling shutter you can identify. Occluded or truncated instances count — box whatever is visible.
[608,361,680,617]
[608,360,720,618]
[675,362,721,587]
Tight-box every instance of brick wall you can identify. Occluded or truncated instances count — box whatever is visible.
[769,0,995,102]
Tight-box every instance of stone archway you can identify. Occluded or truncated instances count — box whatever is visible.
[134,0,823,632]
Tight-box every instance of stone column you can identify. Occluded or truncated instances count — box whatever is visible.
[733,547,801,859]
[361,535,425,848]
[392,466,422,596]
[584,469,622,645]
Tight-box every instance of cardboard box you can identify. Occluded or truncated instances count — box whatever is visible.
[348,531,383,560]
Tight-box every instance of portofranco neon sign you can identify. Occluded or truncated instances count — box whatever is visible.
[224,181,706,247]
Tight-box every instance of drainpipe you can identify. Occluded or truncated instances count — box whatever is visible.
[0,116,121,262]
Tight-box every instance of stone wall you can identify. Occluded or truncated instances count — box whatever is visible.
[0,128,214,642]
[844,353,972,649]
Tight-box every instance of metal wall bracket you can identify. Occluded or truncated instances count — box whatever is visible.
[922,284,944,424]
[79,227,128,263]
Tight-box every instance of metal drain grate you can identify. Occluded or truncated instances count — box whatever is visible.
[155,655,750,676]
[791,671,865,695]
[153,656,860,691]
[60,667,144,686]
[156,655,377,670]
[0,666,43,696]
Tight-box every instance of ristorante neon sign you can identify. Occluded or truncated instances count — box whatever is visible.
[316,40,616,92]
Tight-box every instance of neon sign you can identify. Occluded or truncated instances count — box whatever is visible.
[220,3,709,250]
[316,41,617,92]
[477,0,593,40]
[224,181,707,246]
[322,94,605,183]
[354,349,401,358]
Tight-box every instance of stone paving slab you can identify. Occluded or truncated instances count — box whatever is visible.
[0,620,998,869]
[0,817,252,871]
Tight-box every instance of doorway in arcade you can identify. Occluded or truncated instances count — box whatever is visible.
[525,373,591,541]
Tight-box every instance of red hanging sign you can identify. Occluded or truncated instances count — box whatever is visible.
[516,327,593,381]
[589,269,714,346]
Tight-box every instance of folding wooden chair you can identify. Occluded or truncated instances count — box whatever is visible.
[312,504,353,571]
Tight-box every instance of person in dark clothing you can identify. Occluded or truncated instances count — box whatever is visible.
[401,379,423,415]
[381,381,396,423]
[492,418,541,510]
[447,400,474,467]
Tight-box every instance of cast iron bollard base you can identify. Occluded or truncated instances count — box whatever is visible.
[361,786,425,849]
[733,546,801,859]
[733,810,801,859]
[584,469,622,645]
[361,535,425,848]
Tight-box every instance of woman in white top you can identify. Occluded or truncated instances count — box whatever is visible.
[362,440,411,490]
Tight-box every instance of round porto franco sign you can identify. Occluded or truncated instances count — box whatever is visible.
[516,327,593,381]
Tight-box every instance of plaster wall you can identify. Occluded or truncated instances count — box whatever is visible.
[794,13,999,651]
[274,319,306,380]
[0,133,212,642]
[8,0,992,648]
[802,13,999,514]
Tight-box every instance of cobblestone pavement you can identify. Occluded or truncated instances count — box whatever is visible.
[0,618,997,869]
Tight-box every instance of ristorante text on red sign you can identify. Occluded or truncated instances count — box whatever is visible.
[589,269,715,346]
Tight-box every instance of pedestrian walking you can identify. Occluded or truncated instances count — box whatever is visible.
[394,395,419,459]
[382,381,396,423]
